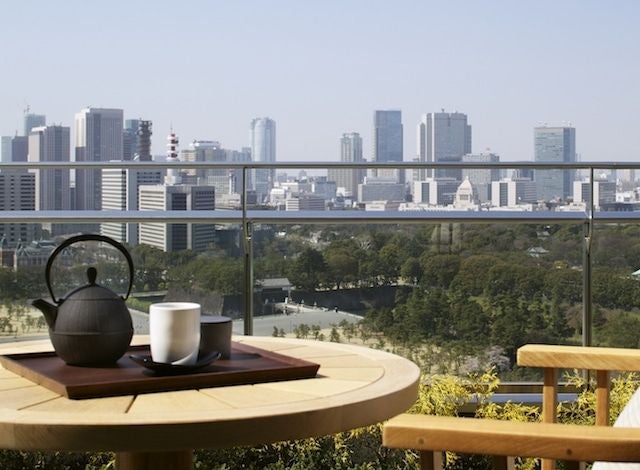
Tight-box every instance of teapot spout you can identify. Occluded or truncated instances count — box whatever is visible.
[31,299,58,329]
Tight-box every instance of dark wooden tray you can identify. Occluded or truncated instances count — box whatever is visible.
[0,342,319,400]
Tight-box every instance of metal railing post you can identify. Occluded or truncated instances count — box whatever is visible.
[582,167,594,347]
[242,166,253,335]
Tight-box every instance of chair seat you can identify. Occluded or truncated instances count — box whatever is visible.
[594,387,640,469]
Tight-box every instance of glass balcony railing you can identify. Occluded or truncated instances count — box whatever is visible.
[1,160,640,378]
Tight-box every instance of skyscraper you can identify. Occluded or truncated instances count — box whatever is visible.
[24,113,46,136]
[28,126,71,211]
[74,108,124,210]
[28,126,71,236]
[122,119,139,161]
[534,126,576,201]
[328,133,364,197]
[418,111,472,180]
[373,110,403,183]
[250,117,276,203]
[0,172,36,245]
[1,137,12,163]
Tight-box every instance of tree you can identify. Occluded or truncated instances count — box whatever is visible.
[595,313,640,348]
[287,247,326,292]
[329,326,341,342]
[420,254,460,289]
[324,249,359,289]
[400,258,422,285]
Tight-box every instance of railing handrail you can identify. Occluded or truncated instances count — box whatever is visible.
[2,160,636,340]
[1,161,639,170]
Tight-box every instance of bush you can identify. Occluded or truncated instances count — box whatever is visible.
[2,370,637,469]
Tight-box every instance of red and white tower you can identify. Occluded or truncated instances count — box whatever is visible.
[165,130,181,185]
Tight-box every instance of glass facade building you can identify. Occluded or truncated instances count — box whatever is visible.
[534,126,576,201]
[374,110,403,183]
[250,117,276,203]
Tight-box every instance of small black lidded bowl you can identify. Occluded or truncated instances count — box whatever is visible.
[200,315,232,359]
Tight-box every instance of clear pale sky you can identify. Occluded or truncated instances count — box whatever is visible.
[1,0,638,163]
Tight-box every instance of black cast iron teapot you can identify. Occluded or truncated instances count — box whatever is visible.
[32,234,134,366]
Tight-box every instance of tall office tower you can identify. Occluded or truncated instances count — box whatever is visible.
[122,119,139,161]
[328,133,364,197]
[534,126,576,201]
[0,136,29,174]
[418,111,472,180]
[28,126,71,210]
[1,137,12,163]
[74,108,124,210]
[462,152,500,202]
[136,120,152,161]
[0,172,37,245]
[374,110,403,183]
[10,136,28,163]
[24,113,46,136]
[28,126,71,236]
[250,117,276,203]
[101,167,163,244]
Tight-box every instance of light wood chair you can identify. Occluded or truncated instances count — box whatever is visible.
[383,344,640,470]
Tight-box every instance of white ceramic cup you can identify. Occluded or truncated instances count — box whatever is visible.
[150,302,201,365]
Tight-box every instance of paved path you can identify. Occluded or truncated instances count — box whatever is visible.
[1,305,362,342]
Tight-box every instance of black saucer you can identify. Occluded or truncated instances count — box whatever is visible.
[129,350,221,375]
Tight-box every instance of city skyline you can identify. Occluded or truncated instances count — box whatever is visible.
[0,1,638,163]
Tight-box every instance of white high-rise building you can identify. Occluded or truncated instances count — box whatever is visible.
[74,108,124,210]
[417,111,471,180]
[250,117,276,203]
[328,133,364,197]
[101,167,163,244]
[138,184,215,252]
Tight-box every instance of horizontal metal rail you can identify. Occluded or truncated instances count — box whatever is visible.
[1,161,640,170]
[1,160,637,340]
[0,209,600,224]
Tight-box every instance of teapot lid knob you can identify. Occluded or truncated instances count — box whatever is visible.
[87,267,97,285]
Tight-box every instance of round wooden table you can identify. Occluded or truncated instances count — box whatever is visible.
[0,336,419,470]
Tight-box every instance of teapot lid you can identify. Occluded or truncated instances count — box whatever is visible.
[62,267,124,302]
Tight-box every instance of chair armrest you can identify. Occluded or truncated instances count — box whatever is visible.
[383,414,640,463]
[518,345,640,372]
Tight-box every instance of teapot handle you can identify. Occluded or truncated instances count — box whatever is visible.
[45,234,135,303]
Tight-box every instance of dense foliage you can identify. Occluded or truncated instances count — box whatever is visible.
[1,370,636,469]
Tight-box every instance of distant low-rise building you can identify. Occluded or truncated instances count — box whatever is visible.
[285,194,325,211]
[573,179,616,209]
[413,178,460,206]
[491,178,537,207]
[358,177,404,203]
